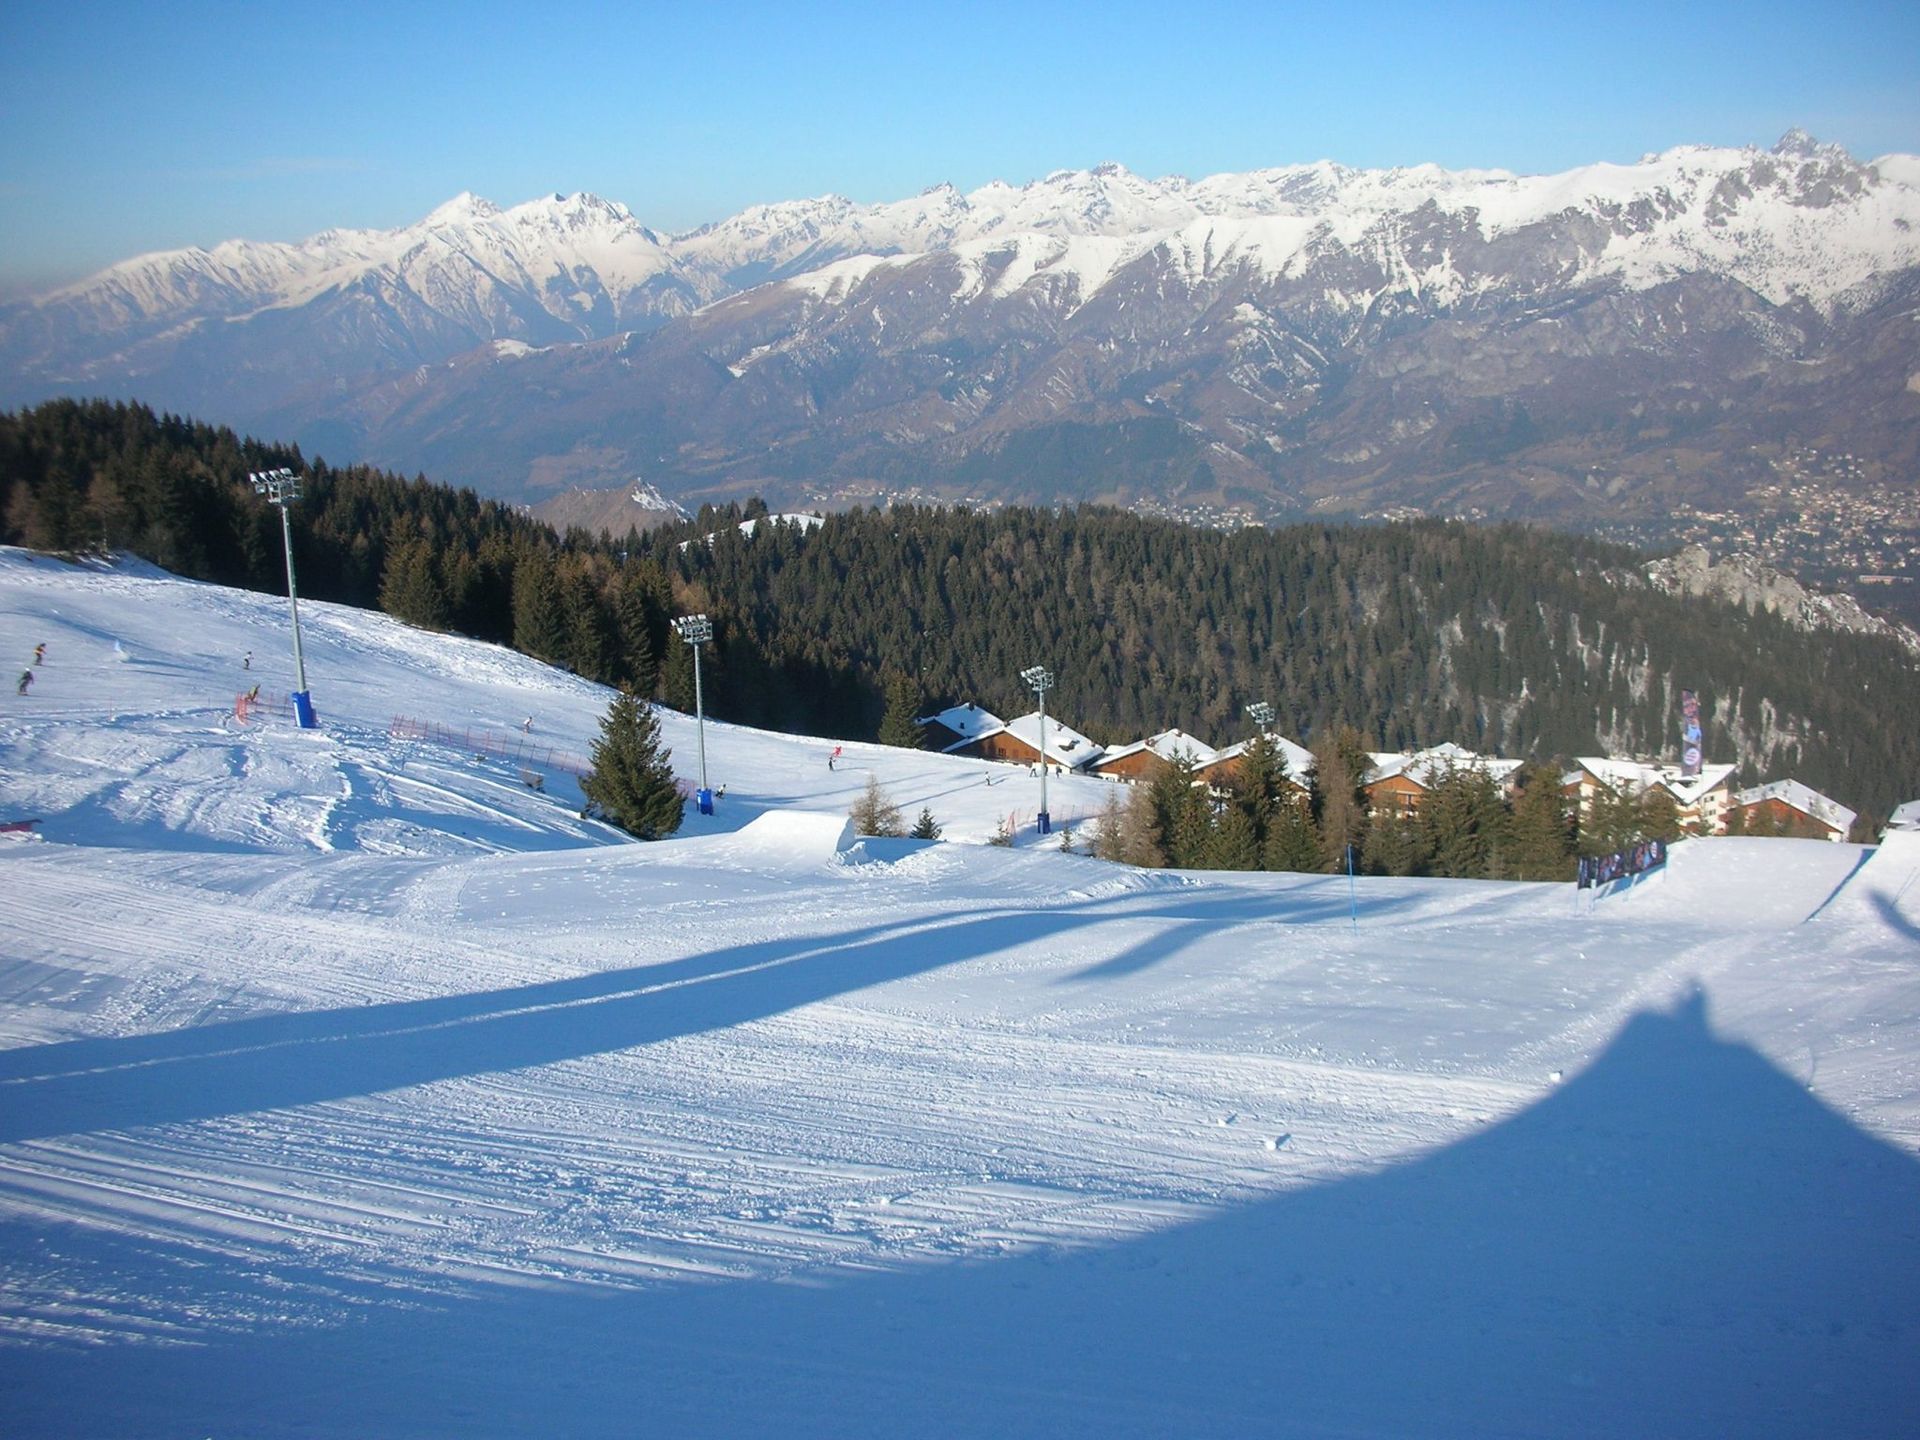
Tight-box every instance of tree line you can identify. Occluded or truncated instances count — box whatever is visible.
[5,398,1916,834]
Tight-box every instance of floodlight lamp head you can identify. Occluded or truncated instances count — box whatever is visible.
[1020,665,1052,693]
[672,614,713,645]
[1246,701,1276,729]
[247,467,301,504]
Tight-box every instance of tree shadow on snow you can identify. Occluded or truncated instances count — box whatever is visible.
[4,991,1917,1438]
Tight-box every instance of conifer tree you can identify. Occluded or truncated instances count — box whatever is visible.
[1507,763,1575,881]
[1227,734,1289,855]
[378,519,448,630]
[1361,806,1430,876]
[1639,786,1684,842]
[1144,749,1211,867]
[849,775,905,837]
[1090,791,1130,863]
[878,669,925,748]
[1263,796,1324,873]
[1420,767,1508,879]
[511,547,568,665]
[1204,802,1261,870]
[661,630,698,713]
[579,687,684,840]
[1309,725,1372,873]
[909,806,942,840]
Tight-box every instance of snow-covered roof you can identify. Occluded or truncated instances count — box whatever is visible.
[995,710,1104,770]
[1366,742,1523,789]
[1098,728,1217,769]
[1736,779,1858,836]
[1889,799,1920,832]
[1202,734,1315,782]
[919,702,1004,745]
[1568,757,1736,806]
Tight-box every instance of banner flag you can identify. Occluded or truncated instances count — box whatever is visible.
[1680,688,1703,778]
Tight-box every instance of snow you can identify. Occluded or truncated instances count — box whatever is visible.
[32,138,1920,361]
[1,546,1918,1437]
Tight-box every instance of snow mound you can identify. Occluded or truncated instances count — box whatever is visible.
[1596,836,1870,927]
[1809,829,1920,935]
[701,810,855,867]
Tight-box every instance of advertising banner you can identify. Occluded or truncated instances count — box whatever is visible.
[1680,689,1703,778]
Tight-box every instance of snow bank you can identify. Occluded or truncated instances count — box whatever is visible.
[703,808,855,867]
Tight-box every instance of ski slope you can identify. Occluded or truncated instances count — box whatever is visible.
[0,548,1917,1438]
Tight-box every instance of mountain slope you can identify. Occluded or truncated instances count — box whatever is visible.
[0,547,1917,1438]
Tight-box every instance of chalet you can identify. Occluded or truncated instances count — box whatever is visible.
[1562,757,1738,835]
[1194,734,1315,794]
[1090,729,1217,784]
[1363,743,1523,818]
[944,709,1105,773]
[916,703,1005,754]
[1731,780,1857,841]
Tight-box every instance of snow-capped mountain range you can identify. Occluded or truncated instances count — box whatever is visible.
[4,132,1919,525]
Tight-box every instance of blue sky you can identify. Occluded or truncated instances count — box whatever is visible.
[3,0,1917,291]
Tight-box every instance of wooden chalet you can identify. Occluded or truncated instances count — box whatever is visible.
[1090,729,1216,784]
[1562,757,1737,835]
[916,703,1005,755]
[1730,779,1857,841]
[1362,743,1523,818]
[1193,734,1315,794]
[944,709,1104,773]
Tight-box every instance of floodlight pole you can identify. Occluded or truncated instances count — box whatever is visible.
[1021,665,1054,835]
[673,614,714,815]
[248,467,317,728]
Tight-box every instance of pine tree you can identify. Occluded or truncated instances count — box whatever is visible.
[1309,724,1371,873]
[1639,786,1685,842]
[849,775,905,837]
[878,670,925,748]
[378,519,448,630]
[1263,796,1324,872]
[1361,806,1430,876]
[1507,764,1575,881]
[909,806,942,840]
[511,547,568,665]
[1090,791,1130,863]
[1228,733,1289,855]
[1144,749,1211,867]
[1204,802,1261,870]
[661,631,697,713]
[579,687,684,840]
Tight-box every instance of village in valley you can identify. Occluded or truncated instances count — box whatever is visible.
[917,700,1873,845]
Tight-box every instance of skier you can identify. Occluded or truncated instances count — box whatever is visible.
[16,670,31,696]
[828,745,842,772]
[243,651,251,671]
[32,643,45,665]
[521,716,533,734]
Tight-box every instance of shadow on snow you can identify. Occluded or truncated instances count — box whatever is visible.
[2,993,1918,1437]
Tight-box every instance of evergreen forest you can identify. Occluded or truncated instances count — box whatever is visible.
[6,399,1918,835]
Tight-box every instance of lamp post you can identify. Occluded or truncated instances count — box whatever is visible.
[672,613,714,814]
[1020,665,1054,835]
[248,467,317,729]
[1245,701,1275,736]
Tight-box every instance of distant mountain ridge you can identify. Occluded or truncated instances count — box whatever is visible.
[4,133,1918,529]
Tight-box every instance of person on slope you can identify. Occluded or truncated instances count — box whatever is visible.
[32,643,45,665]
[16,671,32,696]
